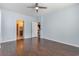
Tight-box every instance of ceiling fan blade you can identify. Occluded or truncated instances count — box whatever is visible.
[27,6,35,8]
[39,6,47,9]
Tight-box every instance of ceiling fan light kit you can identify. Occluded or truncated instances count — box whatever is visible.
[27,3,47,13]
[35,7,39,10]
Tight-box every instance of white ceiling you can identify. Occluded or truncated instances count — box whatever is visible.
[0,3,75,16]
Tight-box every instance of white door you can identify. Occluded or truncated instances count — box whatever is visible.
[32,22,38,38]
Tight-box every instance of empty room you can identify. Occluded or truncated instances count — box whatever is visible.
[0,3,79,56]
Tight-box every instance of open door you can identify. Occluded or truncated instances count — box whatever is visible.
[32,22,38,38]
[32,22,41,38]
[16,19,24,40]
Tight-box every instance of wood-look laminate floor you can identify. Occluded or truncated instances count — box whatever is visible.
[0,37,79,56]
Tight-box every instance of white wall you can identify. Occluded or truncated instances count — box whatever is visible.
[1,9,36,43]
[0,9,1,43]
[41,5,79,47]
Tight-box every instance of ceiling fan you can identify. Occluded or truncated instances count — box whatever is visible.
[27,3,47,13]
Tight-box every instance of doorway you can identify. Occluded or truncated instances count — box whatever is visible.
[16,19,24,40]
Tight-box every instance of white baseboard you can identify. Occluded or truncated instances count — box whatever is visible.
[41,36,79,48]
[0,36,31,44]
[0,39,16,44]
